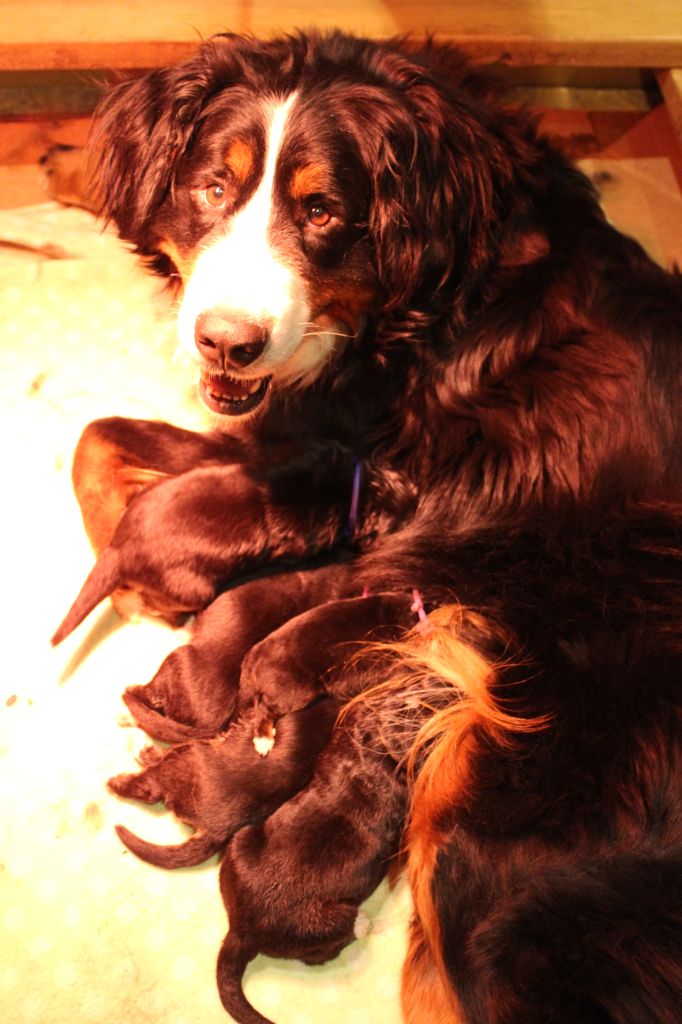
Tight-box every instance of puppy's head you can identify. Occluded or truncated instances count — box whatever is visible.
[91,32,517,424]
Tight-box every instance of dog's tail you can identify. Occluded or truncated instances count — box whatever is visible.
[51,547,122,645]
[114,823,221,869]
[217,930,273,1024]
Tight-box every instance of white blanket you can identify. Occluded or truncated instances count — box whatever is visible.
[0,203,411,1024]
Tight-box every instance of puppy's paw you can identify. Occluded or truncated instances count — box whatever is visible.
[137,744,165,767]
[108,769,162,804]
[111,586,191,628]
[253,734,275,757]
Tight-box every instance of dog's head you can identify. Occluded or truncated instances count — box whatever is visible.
[91,32,518,423]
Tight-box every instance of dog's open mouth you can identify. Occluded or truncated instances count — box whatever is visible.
[200,370,271,416]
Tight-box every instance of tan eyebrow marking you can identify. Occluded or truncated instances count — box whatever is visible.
[155,238,196,283]
[290,164,328,200]
[224,139,255,184]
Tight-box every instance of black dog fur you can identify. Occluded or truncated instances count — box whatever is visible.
[55,30,682,1024]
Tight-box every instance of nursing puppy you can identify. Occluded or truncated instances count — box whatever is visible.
[52,437,415,647]
[110,589,419,863]
[121,563,354,743]
[108,698,341,868]
[216,697,410,1024]
[125,581,414,744]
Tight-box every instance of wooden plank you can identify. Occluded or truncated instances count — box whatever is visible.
[1,0,682,71]
[658,69,682,145]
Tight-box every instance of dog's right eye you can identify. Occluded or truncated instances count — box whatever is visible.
[203,184,227,208]
[307,203,332,227]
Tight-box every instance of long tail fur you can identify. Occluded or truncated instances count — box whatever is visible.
[357,604,682,1024]
[51,546,122,645]
[347,605,548,1020]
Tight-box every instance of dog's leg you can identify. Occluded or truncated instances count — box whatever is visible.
[402,920,463,1024]
[108,698,340,868]
[238,591,415,747]
[123,563,353,743]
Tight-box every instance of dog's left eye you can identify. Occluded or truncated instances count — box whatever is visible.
[307,203,332,227]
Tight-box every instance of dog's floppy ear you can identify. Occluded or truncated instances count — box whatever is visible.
[88,36,250,241]
[343,45,521,333]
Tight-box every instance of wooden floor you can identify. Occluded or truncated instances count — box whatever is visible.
[1,4,682,263]
[2,0,682,70]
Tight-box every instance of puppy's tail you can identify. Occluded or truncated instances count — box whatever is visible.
[217,931,274,1024]
[51,547,122,645]
[114,823,221,869]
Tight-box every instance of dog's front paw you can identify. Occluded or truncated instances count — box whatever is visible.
[136,744,165,767]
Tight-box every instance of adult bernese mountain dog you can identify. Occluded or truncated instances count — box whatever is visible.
[63,30,681,1024]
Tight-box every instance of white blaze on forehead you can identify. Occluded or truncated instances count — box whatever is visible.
[178,92,304,360]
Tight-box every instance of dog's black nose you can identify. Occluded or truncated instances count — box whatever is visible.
[194,311,267,370]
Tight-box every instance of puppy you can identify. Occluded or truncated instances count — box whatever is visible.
[52,440,414,646]
[108,698,341,869]
[121,563,354,743]
[112,589,421,865]
[216,700,409,1024]
[236,590,420,746]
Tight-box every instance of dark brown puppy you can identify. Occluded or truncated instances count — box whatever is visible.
[52,430,415,647]
[237,590,420,743]
[69,416,253,624]
[113,590,419,864]
[121,563,354,743]
[108,698,341,869]
[216,702,409,1024]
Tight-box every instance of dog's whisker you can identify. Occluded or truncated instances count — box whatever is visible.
[301,328,356,341]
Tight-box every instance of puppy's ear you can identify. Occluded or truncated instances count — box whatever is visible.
[344,47,520,332]
[88,36,247,240]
